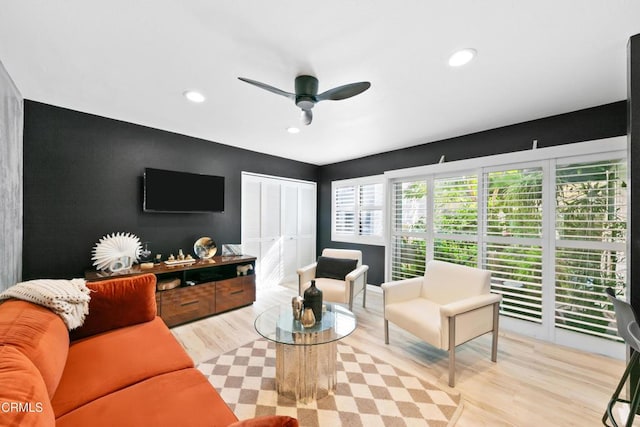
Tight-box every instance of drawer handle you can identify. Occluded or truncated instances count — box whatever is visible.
[181,300,199,307]
[230,290,244,295]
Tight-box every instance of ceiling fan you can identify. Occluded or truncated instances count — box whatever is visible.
[238,75,371,125]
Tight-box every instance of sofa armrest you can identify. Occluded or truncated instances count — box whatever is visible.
[70,274,157,341]
[440,293,502,317]
[381,276,423,305]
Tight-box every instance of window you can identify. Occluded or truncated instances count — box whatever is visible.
[383,137,627,357]
[331,176,384,245]
[554,158,626,342]
[484,167,543,324]
[433,175,478,267]
[390,179,428,279]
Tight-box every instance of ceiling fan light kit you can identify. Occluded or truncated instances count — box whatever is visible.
[238,75,371,125]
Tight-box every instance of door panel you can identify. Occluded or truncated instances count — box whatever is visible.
[241,173,316,290]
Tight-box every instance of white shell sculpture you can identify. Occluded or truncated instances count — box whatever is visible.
[92,232,142,272]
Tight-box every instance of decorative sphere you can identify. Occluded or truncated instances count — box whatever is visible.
[193,237,217,259]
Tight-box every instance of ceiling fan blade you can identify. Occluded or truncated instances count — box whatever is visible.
[238,77,296,100]
[317,81,371,101]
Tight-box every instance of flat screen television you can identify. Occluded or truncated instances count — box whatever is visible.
[143,168,225,213]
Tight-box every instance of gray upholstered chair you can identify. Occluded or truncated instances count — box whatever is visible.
[382,260,502,386]
[297,248,369,311]
[603,287,640,427]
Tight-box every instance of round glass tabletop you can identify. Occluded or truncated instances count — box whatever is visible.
[254,303,357,346]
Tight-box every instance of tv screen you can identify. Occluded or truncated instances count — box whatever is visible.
[144,168,225,213]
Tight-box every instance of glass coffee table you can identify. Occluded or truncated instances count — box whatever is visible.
[254,303,357,403]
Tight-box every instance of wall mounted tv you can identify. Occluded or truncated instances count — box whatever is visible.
[143,168,225,213]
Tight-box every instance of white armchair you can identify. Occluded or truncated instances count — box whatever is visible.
[297,249,369,311]
[382,260,502,387]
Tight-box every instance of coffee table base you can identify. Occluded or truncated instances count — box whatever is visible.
[275,340,337,403]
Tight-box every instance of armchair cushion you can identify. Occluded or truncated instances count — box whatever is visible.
[306,278,349,303]
[315,256,358,281]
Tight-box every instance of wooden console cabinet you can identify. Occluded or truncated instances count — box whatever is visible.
[85,255,256,327]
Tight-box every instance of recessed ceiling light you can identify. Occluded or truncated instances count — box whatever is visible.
[448,48,477,67]
[287,127,300,134]
[183,90,206,103]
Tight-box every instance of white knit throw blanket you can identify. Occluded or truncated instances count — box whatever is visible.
[0,279,91,330]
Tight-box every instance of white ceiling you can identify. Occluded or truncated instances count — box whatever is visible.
[1,1,639,166]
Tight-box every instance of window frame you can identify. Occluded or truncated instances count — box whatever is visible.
[383,136,627,358]
[331,175,386,245]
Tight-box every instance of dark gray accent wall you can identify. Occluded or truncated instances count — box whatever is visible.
[319,101,627,285]
[23,101,318,280]
[23,99,628,285]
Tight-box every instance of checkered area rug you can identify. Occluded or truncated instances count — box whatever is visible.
[197,339,462,427]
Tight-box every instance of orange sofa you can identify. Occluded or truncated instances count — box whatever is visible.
[0,274,297,427]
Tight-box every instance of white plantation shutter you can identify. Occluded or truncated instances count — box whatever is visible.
[433,175,478,266]
[384,139,627,356]
[331,177,384,244]
[359,183,384,236]
[554,158,626,341]
[334,186,355,235]
[485,242,543,322]
[390,179,428,280]
[484,168,544,323]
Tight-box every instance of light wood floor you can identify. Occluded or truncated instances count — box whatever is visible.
[170,283,633,426]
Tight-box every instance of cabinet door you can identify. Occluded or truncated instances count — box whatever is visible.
[160,282,215,327]
[215,276,255,313]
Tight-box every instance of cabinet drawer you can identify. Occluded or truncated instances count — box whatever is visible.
[160,282,215,327]
[215,276,255,313]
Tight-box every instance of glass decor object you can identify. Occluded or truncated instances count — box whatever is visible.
[139,242,152,262]
[193,237,217,259]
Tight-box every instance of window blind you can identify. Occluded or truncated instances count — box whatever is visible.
[390,180,428,280]
[484,168,544,323]
[554,158,627,341]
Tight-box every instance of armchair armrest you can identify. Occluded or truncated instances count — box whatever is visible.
[440,293,502,317]
[381,276,424,305]
[296,262,317,293]
[345,265,369,282]
[70,273,157,341]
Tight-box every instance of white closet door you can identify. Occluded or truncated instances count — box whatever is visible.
[259,179,282,287]
[297,184,316,268]
[282,183,300,283]
[240,178,262,271]
[241,173,316,290]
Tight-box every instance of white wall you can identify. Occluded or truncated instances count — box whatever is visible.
[0,59,23,290]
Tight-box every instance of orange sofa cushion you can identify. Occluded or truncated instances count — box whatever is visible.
[55,368,238,427]
[0,345,55,427]
[0,300,69,398]
[52,317,193,418]
[70,273,157,341]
